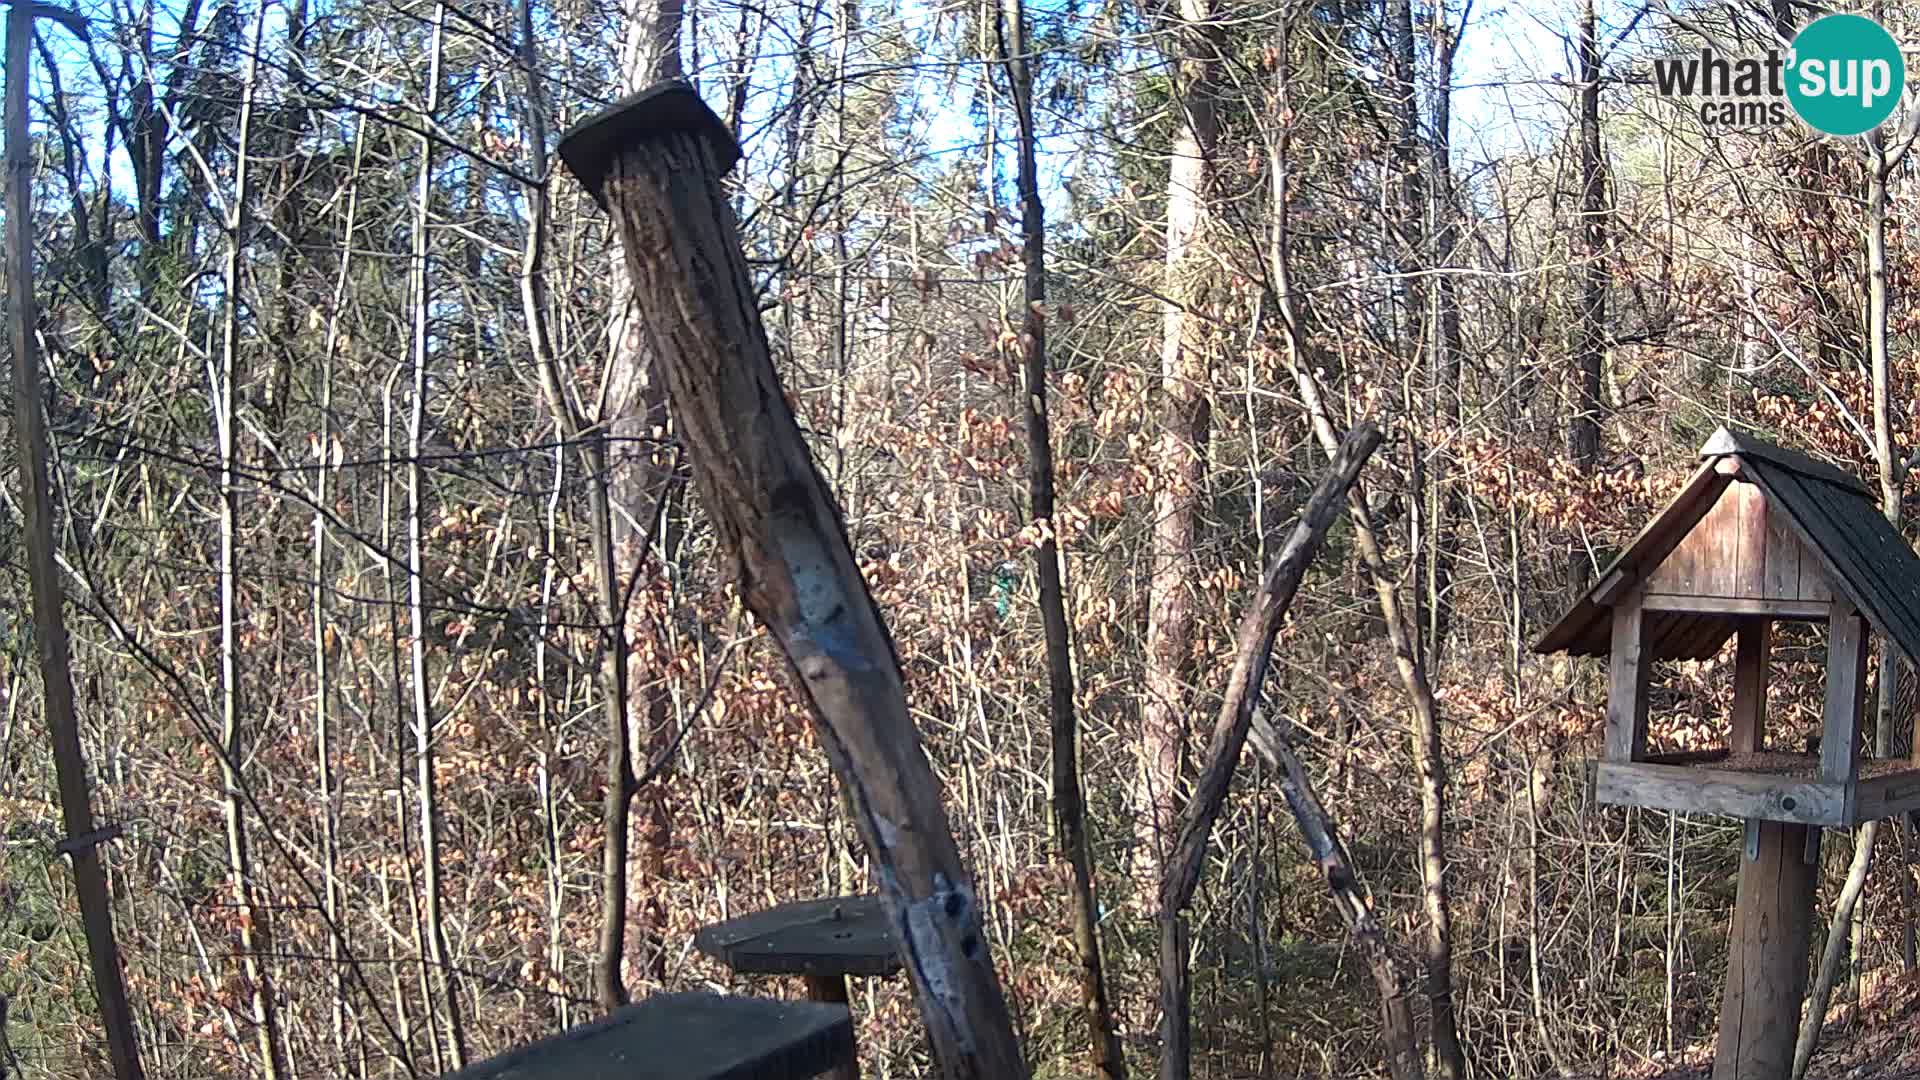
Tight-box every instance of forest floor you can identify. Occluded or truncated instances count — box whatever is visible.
[1617,971,1920,1079]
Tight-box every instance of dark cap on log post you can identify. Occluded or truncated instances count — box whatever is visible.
[557,80,741,209]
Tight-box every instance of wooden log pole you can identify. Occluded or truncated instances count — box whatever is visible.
[1713,820,1817,1080]
[558,82,1027,1079]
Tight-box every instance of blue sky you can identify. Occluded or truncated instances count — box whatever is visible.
[8,0,1649,242]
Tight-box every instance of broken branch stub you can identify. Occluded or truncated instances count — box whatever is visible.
[558,81,1028,1080]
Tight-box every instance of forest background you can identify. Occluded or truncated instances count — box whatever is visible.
[2,0,1915,1075]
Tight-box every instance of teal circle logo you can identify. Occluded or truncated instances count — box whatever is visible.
[1786,14,1905,136]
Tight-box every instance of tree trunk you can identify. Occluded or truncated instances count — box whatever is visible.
[1264,21,1455,1070]
[565,86,1030,1079]
[1422,6,1465,671]
[214,6,286,1075]
[1280,305,1462,1080]
[1795,112,1911,1080]
[1138,0,1219,894]
[1246,713,1423,1080]
[311,114,366,1066]
[4,5,145,1077]
[603,0,687,1001]
[1568,0,1607,596]
[1795,824,1875,1079]
[995,1,1125,1075]
[406,6,466,1064]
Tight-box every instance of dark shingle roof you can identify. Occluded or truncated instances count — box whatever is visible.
[1534,427,1920,666]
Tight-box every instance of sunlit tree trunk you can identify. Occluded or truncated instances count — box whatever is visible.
[601,0,687,1001]
[214,6,286,1074]
[312,112,367,1068]
[1137,0,1218,895]
[405,5,466,1064]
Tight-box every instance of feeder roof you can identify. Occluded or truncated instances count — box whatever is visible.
[1534,427,1920,666]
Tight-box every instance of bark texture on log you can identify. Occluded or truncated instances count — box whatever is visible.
[1137,0,1220,893]
[565,85,1027,1080]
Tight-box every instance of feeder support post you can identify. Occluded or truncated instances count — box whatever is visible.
[558,82,1029,1080]
[1714,820,1816,1080]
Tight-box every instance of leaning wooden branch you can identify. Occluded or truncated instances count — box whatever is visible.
[1246,711,1421,1080]
[558,82,1027,1079]
[1154,422,1381,1080]
[1159,421,1381,914]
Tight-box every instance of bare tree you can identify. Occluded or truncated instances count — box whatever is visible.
[1157,425,1385,1080]
[404,4,466,1063]
[993,0,1124,1072]
[212,5,285,1074]
[1137,0,1220,893]
[3,2,143,1076]
[1568,0,1607,596]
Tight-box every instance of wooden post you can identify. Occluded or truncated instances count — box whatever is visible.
[4,6,144,1080]
[1713,820,1817,1080]
[1606,590,1651,762]
[804,975,860,1080]
[1823,598,1868,790]
[1730,619,1769,754]
[558,82,1027,1079]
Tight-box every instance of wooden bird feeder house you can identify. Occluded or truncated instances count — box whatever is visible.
[1538,427,1920,824]
[1537,426,1920,1079]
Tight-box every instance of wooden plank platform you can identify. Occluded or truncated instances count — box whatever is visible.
[1855,768,1920,821]
[444,992,855,1080]
[1594,759,1920,826]
[695,896,901,979]
[1593,761,1847,826]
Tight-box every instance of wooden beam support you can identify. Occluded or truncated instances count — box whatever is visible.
[1606,590,1651,762]
[557,82,1026,1079]
[1641,595,1831,620]
[1854,767,1920,821]
[1823,599,1868,801]
[804,976,861,1080]
[1593,761,1846,826]
[1730,619,1769,755]
[1713,821,1816,1080]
